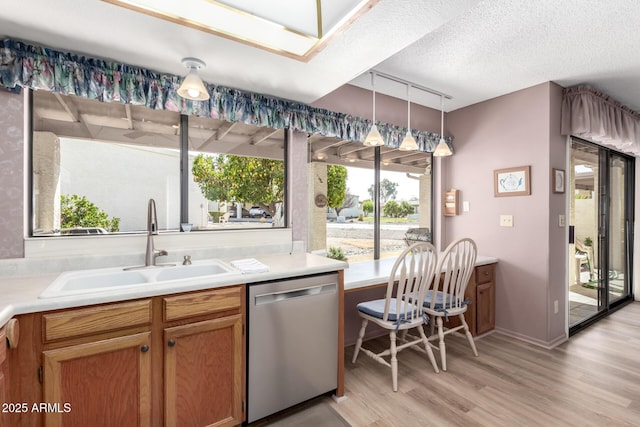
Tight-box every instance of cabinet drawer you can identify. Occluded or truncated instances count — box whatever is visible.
[0,326,5,365]
[475,264,494,285]
[43,299,152,342]
[164,286,242,322]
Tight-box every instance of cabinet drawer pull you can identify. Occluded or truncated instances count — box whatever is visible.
[168,339,176,347]
[140,344,149,353]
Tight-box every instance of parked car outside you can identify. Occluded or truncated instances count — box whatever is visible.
[249,206,270,218]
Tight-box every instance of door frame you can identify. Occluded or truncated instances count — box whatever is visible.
[568,137,635,336]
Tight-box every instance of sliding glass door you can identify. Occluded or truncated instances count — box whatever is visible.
[568,138,634,334]
[608,152,632,305]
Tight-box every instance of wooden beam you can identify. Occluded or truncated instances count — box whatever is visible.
[124,104,134,130]
[53,93,79,122]
[81,114,136,130]
[338,144,368,156]
[195,132,218,151]
[216,122,236,141]
[309,138,347,152]
[250,128,279,145]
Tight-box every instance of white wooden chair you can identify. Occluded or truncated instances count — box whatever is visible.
[423,238,478,371]
[575,239,595,284]
[352,242,440,391]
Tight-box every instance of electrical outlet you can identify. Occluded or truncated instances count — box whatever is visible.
[499,215,513,227]
[559,214,565,227]
[554,300,559,314]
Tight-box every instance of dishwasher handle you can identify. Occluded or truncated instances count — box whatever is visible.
[254,283,337,306]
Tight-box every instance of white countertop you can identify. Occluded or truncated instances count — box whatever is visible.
[0,252,498,328]
[0,253,348,327]
[343,255,498,291]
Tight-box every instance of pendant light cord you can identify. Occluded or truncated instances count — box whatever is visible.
[440,95,444,138]
[371,72,376,125]
[407,84,411,130]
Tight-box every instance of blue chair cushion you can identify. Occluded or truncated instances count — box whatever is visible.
[423,291,470,311]
[357,298,419,321]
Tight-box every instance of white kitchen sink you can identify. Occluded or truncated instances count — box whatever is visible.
[38,259,240,298]
[60,270,149,291]
[155,262,236,282]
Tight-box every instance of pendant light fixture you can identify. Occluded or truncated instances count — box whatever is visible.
[363,72,385,147]
[433,95,453,157]
[177,58,210,101]
[399,83,418,151]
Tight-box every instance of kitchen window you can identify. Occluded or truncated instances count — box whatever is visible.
[308,136,433,262]
[30,90,286,236]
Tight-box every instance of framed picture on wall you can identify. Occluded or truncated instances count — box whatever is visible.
[553,168,565,193]
[494,166,531,197]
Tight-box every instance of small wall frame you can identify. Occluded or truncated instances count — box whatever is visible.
[553,168,565,193]
[494,166,531,197]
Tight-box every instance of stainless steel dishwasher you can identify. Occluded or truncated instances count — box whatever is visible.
[247,273,339,423]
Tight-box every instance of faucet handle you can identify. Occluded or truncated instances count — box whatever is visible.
[183,255,192,265]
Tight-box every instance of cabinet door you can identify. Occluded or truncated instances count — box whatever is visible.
[165,315,243,427]
[0,327,6,427]
[0,370,5,427]
[476,281,495,335]
[43,332,152,427]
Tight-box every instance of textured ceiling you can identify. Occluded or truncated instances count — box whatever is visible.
[2,0,640,113]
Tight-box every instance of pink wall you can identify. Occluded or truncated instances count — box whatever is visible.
[0,88,24,259]
[446,82,566,345]
[547,83,568,342]
[312,84,443,135]
[316,82,568,346]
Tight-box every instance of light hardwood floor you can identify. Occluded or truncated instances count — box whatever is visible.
[330,302,640,426]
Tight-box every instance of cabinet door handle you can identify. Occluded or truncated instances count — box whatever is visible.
[140,345,149,353]
[168,339,176,347]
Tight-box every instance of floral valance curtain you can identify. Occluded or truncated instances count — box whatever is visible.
[0,38,451,153]
[561,85,640,155]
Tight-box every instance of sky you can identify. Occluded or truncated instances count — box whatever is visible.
[344,166,420,201]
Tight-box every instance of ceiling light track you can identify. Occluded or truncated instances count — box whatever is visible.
[370,70,452,101]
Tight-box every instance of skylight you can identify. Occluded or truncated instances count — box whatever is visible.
[103,0,376,61]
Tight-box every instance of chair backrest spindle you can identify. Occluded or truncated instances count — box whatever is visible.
[427,238,477,311]
[383,242,438,323]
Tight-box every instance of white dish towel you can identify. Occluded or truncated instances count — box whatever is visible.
[230,258,270,274]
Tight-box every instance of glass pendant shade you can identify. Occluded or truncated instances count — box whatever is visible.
[433,137,452,156]
[364,124,385,147]
[177,58,210,101]
[399,83,418,151]
[364,72,385,147]
[433,95,452,157]
[399,131,418,151]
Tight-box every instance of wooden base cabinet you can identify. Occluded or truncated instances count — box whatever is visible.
[467,263,496,336]
[0,325,8,427]
[444,263,496,337]
[162,285,245,427]
[38,299,153,427]
[42,333,152,427]
[164,315,243,427]
[8,285,245,427]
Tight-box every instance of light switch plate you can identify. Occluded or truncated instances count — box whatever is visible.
[463,201,470,212]
[500,214,514,227]
[559,214,565,227]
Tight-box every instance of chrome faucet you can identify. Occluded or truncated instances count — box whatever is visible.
[125,198,172,271]
[145,198,167,267]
